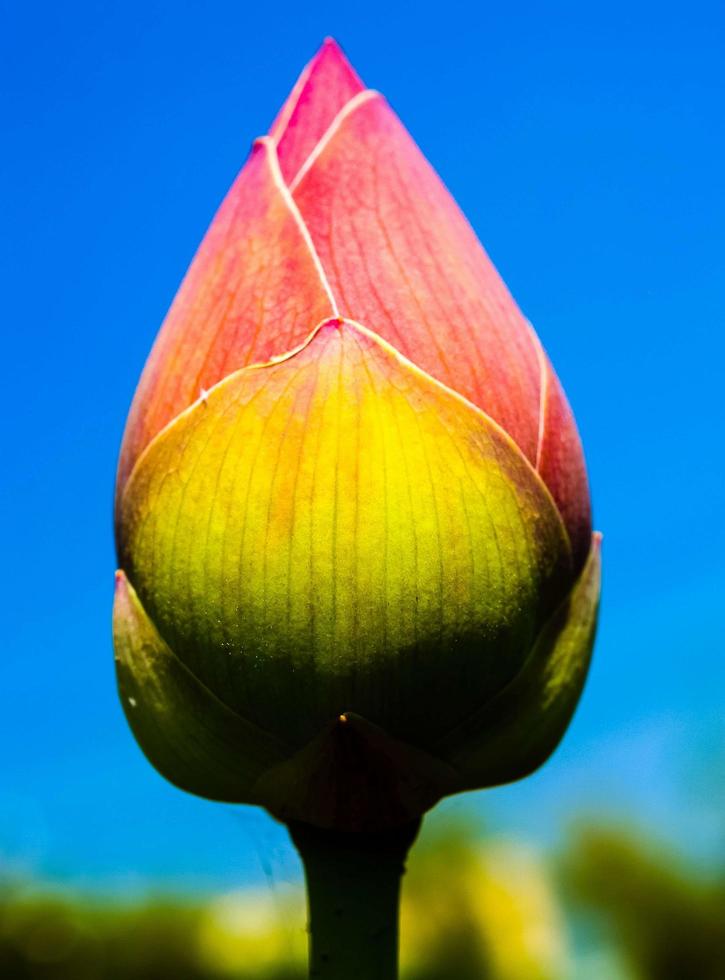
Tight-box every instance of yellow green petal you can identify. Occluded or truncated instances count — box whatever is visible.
[118,319,573,751]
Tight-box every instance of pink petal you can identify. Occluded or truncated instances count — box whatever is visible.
[292,93,543,464]
[270,38,365,184]
[117,139,335,492]
[536,359,592,571]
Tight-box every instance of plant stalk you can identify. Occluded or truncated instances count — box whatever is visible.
[288,818,422,980]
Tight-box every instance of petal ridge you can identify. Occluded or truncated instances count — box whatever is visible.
[288,90,381,192]
[259,135,340,315]
[533,339,592,571]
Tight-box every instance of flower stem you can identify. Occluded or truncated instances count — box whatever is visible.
[288,818,422,980]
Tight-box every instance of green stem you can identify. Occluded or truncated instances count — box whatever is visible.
[288,818,422,980]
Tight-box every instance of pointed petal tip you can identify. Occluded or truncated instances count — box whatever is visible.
[588,531,603,561]
[298,36,360,86]
[114,569,135,617]
[318,36,351,64]
[307,36,363,91]
[271,37,365,179]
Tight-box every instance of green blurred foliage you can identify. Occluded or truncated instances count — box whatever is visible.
[564,825,725,980]
[1,816,724,979]
[0,890,214,980]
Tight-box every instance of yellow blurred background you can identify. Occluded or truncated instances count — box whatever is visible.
[2,811,723,979]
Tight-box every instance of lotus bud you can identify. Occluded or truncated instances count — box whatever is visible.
[113,39,601,834]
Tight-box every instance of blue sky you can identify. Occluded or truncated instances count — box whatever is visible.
[2,0,724,890]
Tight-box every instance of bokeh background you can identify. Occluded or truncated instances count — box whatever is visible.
[2,1,724,977]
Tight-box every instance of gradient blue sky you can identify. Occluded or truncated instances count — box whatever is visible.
[2,0,724,891]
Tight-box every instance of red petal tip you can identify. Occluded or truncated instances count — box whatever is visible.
[269,38,365,180]
[302,36,363,94]
[316,36,353,65]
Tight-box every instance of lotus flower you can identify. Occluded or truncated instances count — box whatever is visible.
[113,39,601,832]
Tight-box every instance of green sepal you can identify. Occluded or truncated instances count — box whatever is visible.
[113,570,288,801]
[255,712,459,833]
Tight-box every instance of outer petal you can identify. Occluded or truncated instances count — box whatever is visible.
[536,358,592,572]
[269,38,365,183]
[291,94,542,463]
[292,94,591,554]
[118,319,572,751]
[113,570,287,801]
[116,139,335,492]
[439,532,601,786]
